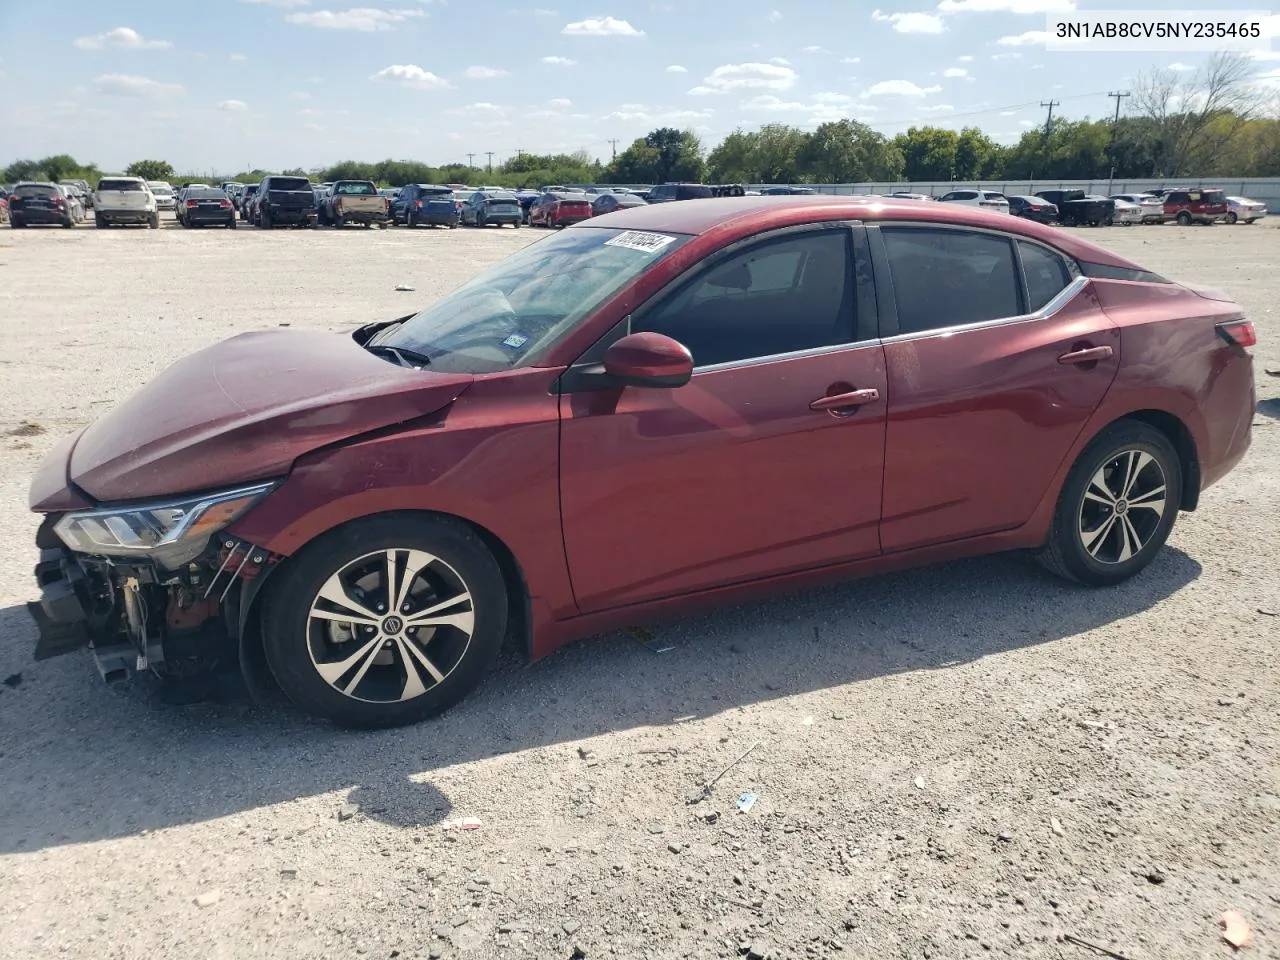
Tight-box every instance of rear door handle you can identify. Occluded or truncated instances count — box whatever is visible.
[1058,345,1114,365]
[810,388,881,411]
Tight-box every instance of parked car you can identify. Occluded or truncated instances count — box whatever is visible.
[254,175,318,229]
[59,179,94,209]
[320,180,388,228]
[1109,193,1165,224]
[1224,195,1267,224]
[528,191,592,228]
[392,184,458,228]
[1094,195,1142,225]
[0,194,7,225]
[515,190,541,223]
[93,176,158,228]
[936,189,1010,214]
[1162,187,1227,225]
[57,185,86,222]
[1005,195,1058,224]
[148,181,177,213]
[462,189,522,227]
[888,192,935,201]
[8,181,76,228]
[647,182,715,203]
[220,181,245,197]
[760,186,815,196]
[238,183,260,221]
[179,186,237,229]
[1034,190,1114,228]
[591,192,647,216]
[26,196,1256,728]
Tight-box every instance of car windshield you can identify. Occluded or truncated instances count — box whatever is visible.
[370,226,692,374]
[151,186,173,196]
[189,189,226,199]
[98,179,145,192]
[336,182,377,195]
[270,177,311,191]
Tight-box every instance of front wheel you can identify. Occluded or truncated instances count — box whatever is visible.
[1225,212,1238,224]
[1037,421,1181,586]
[261,514,507,728]
[1176,211,1193,226]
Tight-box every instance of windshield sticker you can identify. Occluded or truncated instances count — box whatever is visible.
[502,333,529,349]
[604,231,678,254]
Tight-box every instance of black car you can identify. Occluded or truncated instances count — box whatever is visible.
[392,184,458,227]
[8,182,75,228]
[647,182,715,203]
[759,185,815,196]
[1033,189,1114,227]
[1006,195,1059,224]
[591,192,647,215]
[254,175,317,229]
[180,187,237,229]
[237,183,259,220]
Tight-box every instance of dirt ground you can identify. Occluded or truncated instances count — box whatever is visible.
[0,216,1277,960]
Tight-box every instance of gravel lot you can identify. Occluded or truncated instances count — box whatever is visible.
[1,217,1277,960]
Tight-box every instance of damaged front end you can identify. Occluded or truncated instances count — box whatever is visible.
[29,483,279,683]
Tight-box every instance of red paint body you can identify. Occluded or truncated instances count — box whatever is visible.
[30,197,1256,660]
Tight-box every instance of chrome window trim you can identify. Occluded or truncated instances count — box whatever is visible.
[692,338,880,375]
[878,274,1089,346]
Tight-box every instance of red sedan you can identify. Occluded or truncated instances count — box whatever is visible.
[529,190,593,228]
[28,197,1256,727]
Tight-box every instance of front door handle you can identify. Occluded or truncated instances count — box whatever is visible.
[1058,344,1114,364]
[810,388,881,411]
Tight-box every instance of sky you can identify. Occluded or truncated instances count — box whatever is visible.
[0,0,1277,174]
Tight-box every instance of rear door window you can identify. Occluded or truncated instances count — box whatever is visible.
[880,227,1022,334]
[1018,241,1073,312]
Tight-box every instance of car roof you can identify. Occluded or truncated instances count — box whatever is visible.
[579,195,1147,269]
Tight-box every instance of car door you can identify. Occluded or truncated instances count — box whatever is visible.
[869,224,1120,552]
[558,223,888,614]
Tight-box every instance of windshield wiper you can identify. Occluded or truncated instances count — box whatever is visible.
[366,343,431,368]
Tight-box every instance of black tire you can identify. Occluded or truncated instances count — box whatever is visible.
[1037,421,1181,587]
[10,218,22,228]
[261,209,272,229]
[227,219,237,230]
[63,217,74,229]
[407,211,417,228]
[476,212,486,228]
[149,212,159,229]
[1176,211,1192,226]
[1225,212,1237,224]
[261,514,508,728]
[94,215,106,228]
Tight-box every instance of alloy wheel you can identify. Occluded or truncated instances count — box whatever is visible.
[306,548,475,703]
[1077,449,1168,565]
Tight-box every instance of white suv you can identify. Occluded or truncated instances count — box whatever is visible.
[937,189,1010,214]
[94,176,159,229]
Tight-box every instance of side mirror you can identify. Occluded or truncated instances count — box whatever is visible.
[602,332,694,388]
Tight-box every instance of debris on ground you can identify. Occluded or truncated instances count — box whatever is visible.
[1259,607,1277,617]
[690,740,761,803]
[279,867,298,879]
[1051,816,1065,836]
[193,890,222,908]
[337,802,359,822]
[1220,910,1253,949]
[441,817,482,831]
[736,792,758,813]
[394,284,415,291]
[1062,933,1131,959]
[913,775,926,790]
[6,421,44,437]
[2,673,23,689]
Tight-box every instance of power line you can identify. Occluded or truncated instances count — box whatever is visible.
[465,152,475,169]
[607,138,620,160]
[873,90,1112,128]
[1106,90,1131,193]
[485,151,495,173]
[1040,99,1060,138]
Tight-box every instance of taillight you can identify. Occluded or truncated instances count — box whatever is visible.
[186,199,198,208]
[415,200,422,209]
[218,199,231,209]
[1216,320,1256,348]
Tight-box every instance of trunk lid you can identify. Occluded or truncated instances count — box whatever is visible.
[69,330,474,502]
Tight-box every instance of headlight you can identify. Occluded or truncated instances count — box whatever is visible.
[53,482,276,569]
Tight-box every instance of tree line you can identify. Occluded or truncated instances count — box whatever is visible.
[6,55,1277,190]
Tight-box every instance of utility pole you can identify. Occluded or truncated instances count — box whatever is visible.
[1039,99,1059,139]
[607,138,619,160]
[1106,90,1130,194]
[485,151,495,174]
[466,152,476,170]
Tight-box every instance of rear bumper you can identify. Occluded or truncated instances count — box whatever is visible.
[334,210,387,223]
[552,213,592,225]
[99,209,154,223]
[264,205,317,223]
[12,209,70,223]
[186,211,235,224]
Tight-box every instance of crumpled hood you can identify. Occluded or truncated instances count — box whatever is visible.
[70,329,473,502]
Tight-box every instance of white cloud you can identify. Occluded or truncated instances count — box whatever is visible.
[549,97,572,106]
[240,0,312,6]
[447,101,505,117]
[666,64,687,73]
[841,56,861,64]
[860,79,942,97]
[464,65,508,78]
[91,73,184,97]
[371,63,451,88]
[217,99,248,111]
[812,91,852,103]
[942,67,968,77]
[1167,61,1195,72]
[871,9,945,33]
[937,0,1074,11]
[542,55,577,65]
[768,9,783,20]
[803,45,829,53]
[918,103,954,113]
[74,27,171,50]
[1019,119,1034,126]
[991,51,1022,59]
[769,57,790,65]
[999,109,1016,115]
[286,8,425,30]
[230,53,248,60]
[561,16,644,36]
[997,30,1047,45]
[689,61,796,94]
[957,54,973,61]
[290,91,311,99]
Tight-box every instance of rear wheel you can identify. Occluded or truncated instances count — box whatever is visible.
[227,218,237,230]
[149,212,159,229]
[94,214,105,228]
[1176,211,1192,226]
[63,217,74,229]
[261,209,272,229]
[261,514,507,728]
[1038,421,1181,586]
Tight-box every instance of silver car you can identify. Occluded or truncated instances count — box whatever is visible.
[1109,193,1165,224]
[1225,196,1267,224]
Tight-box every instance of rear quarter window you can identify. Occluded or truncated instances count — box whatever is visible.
[1018,241,1073,312]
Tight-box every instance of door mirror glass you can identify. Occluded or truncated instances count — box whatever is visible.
[603,332,693,388]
